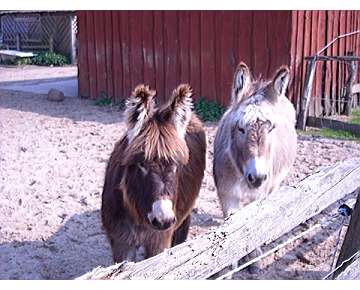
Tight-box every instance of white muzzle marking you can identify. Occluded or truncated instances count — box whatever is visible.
[244,157,267,179]
[147,199,175,223]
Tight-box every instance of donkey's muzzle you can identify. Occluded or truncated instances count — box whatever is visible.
[147,199,176,230]
[247,173,267,188]
[150,216,176,230]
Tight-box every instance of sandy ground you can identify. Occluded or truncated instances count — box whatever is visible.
[0,65,77,83]
[1,69,360,279]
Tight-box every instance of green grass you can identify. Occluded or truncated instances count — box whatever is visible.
[300,128,359,141]
[350,108,360,125]
[194,98,225,122]
[94,96,126,110]
[94,98,112,107]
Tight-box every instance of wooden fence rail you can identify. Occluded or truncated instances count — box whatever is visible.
[78,158,360,280]
[336,256,360,280]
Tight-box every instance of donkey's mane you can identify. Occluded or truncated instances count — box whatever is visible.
[241,78,270,103]
[124,117,189,164]
[234,78,279,127]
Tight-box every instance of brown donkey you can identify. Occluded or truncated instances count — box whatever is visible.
[213,62,297,217]
[101,84,206,263]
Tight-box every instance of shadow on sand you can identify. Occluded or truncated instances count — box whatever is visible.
[0,208,223,280]
[0,210,113,279]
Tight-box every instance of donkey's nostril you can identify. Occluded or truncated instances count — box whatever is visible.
[150,217,160,228]
[150,216,175,230]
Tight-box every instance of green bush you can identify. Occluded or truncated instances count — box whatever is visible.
[95,98,112,107]
[194,98,225,122]
[14,57,33,65]
[32,52,69,66]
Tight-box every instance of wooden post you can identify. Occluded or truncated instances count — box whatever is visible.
[16,33,20,51]
[49,35,54,53]
[296,57,317,130]
[343,52,357,116]
[70,15,77,65]
[334,189,360,278]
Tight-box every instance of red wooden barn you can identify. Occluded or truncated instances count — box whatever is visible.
[76,11,360,117]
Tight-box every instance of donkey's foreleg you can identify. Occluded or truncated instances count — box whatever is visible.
[219,191,243,218]
[111,238,139,263]
[171,215,191,246]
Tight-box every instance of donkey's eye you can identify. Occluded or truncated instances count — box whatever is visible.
[238,127,245,134]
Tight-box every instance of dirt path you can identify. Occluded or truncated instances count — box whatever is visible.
[1,89,360,279]
[0,65,77,83]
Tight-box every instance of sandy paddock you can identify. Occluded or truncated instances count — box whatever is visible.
[1,76,360,279]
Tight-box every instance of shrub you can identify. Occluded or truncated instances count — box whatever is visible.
[32,52,69,66]
[194,98,225,122]
[95,98,112,107]
[14,57,33,65]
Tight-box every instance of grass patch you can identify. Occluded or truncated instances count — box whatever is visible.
[300,128,359,141]
[350,108,360,125]
[94,96,126,110]
[95,98,112,107]
[194,98,225,122]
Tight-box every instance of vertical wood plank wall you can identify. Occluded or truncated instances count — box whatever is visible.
[77,10,360,115]
[290,10,360,116]
[77,11,292,105]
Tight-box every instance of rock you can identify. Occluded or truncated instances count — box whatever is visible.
[47,88,65,102]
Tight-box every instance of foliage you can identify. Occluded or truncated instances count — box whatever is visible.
[194,98,225,122]
[95,98,112,107]
[14,57,33,65]
[31,52,69,66]
[350,108,360,125]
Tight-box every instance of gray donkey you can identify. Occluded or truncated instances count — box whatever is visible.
[213,62,297,217]
[213,62,297,275]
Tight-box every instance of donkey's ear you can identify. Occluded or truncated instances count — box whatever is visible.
[125,84,156,143]
[160,84,193,138]
[272,65,290,97]
[231,62,251,105]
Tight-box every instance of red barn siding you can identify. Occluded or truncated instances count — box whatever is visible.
[290,10,360,117]
[77,10,360,115]
[77,11,292,105]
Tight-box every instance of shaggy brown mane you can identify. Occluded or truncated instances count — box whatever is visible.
[123,118,189,165]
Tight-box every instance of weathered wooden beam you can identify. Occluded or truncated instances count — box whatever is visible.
[336,256,360,280]
[334,191,360,278]
[49,35,54,53]
[70,15,77,65]
[305,55,360,62]
[78,158,360,280]
[15,33,20,51]
[306,116,360,137]
[296,57,317,130]
[343,53,357,116]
